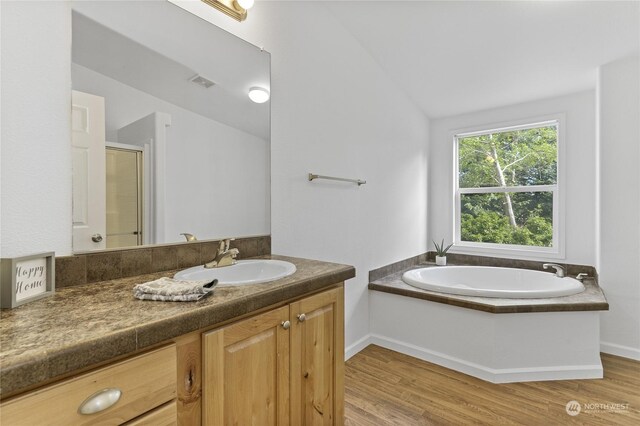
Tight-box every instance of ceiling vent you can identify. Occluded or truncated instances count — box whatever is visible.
[189,74,215,89]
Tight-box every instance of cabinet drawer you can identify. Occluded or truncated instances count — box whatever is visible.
[1,344,177,426]
[124,401,177,426]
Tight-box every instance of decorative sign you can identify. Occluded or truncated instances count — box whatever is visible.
[1,252,55,309]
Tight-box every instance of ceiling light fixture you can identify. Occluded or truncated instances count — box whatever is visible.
[201,0,252,22]
[248,87,270,103]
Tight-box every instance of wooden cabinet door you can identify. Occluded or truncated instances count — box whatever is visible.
[202,306,290,426]
[290,287,344,426]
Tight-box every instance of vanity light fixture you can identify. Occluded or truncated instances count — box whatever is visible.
[248,86,270,103]
[201,0,252,22]
[235,0,255,10]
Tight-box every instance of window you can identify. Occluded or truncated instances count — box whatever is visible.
[454,119,562,256]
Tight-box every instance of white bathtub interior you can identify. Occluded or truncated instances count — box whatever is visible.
[402,266,585,299]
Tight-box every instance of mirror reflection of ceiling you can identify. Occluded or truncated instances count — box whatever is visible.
[72,1,269,140]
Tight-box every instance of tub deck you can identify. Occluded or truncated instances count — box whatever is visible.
[368,262,608,314]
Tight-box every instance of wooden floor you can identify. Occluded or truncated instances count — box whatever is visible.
[344,345,640,425]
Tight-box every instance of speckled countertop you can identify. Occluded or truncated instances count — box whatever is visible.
[0,255,355,398]
[369,262,608,314]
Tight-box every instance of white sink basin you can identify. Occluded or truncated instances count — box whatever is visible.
[174,259,296,286]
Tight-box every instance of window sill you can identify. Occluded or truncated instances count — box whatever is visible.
[450,243,565,261]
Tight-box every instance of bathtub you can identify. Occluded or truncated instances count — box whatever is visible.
[361,264,604,383]
[402,266,585,299]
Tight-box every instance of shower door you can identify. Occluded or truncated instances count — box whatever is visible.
[105,146,143,249]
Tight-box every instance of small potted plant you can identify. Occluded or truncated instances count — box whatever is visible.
[433,239,453,266]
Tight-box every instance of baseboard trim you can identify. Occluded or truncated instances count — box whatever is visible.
[345,334,371,361]
[370,334,603,383]
[600,341,640,361]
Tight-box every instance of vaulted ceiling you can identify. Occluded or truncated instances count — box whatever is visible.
[324,1,640,118]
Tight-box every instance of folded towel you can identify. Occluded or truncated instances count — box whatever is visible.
[133,277,218,302]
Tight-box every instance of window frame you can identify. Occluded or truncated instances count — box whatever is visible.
[452,115,566,259]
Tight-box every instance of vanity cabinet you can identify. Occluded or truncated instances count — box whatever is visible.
[125,401,177,426]
[0,345,177,426]
[0,283,347,426]
[202,286,344,426]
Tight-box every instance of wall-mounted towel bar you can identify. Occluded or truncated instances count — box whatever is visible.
[308,173,366,186]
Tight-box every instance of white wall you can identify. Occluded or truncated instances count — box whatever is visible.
[266,4,429,350]
[71,64,270,242]
[169,2,430,350]
[597,56,640,360]
[429,91,597,265]
[2,1,638,363]
[0,0,73,258]
[1,1,429,352]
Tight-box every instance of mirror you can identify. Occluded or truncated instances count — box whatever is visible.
[70,1,270,252]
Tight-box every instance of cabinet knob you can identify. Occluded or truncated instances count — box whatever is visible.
[91,234,103,243]
[78,388,122,414]
[281,320,291,330]
[297,313,306,322]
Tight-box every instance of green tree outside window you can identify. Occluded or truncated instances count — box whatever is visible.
[457,124,557,248]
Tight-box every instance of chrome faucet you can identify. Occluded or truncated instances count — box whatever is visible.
[543,263,565,278]
[204,238,239,268]
[180,233,197,242]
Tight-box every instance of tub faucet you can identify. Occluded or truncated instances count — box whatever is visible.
[575,273,589,282]
[543,263,565,278]
[205,238,239,268]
